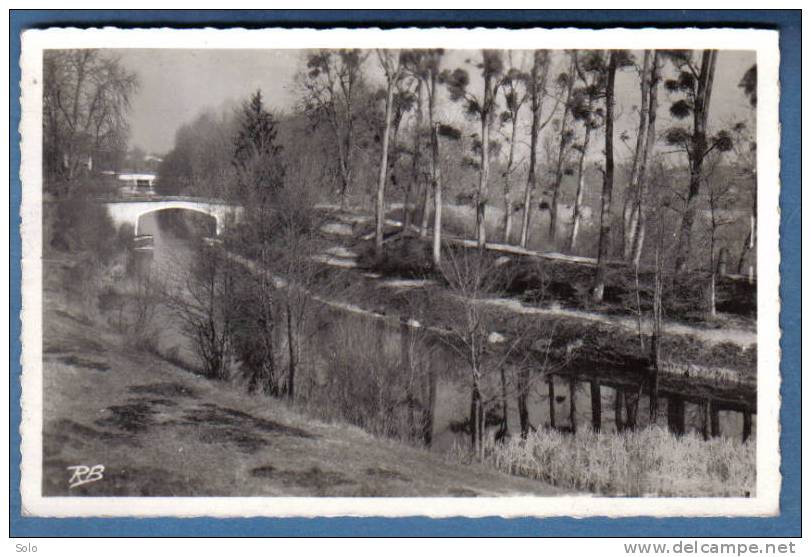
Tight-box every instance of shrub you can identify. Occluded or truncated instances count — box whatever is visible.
[302,312,433,442]
[46,198,119,265]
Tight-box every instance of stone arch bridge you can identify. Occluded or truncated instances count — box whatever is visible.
[103,197,244,236]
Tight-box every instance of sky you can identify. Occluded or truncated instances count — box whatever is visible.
[115,49,756,156]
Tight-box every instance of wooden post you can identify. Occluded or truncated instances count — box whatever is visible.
[710,401,721,438]
[742,409,753,442]
[547,375,556,430]
[667,396,686,436]
[569,375,578,434]
[590,380,602,432]
[615,388,625,432]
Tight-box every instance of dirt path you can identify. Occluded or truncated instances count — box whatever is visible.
[42,303,561,498]
[315,211,757,349]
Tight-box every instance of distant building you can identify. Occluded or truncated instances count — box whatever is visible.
[117,172,157,195]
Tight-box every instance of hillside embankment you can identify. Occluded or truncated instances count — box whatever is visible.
[42,258,561,497]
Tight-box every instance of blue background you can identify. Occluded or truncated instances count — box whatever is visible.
[9,9,801,537]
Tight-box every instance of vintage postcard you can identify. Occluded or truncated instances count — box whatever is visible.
[19,26,781,518]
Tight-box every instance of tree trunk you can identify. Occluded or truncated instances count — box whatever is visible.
[742,409,753,442]
[674,50,718,274]
[623,50,652,259]
[592,51,617,303]
[650,237,664,422]
[375,75,396,258]
[419,180,431,238]
[519,117,538,249]
[568,121,592,252]
[614,388,625,432]
[630,51,661,267]
[499,367,509,441]
[737,178,757,280]
[430,76,443,266]
[477,98,491,248]
[502,106,519,244]
[432,136,443,266]
[625,384,642,431]
[549,56,576,243]
[407,79,424,232]
[590,379,602,432]
[520,52,550,249]
[517,366,530,439]
[402,173,413,232]
[470,380,483,454]
[701,398,712,441]
[338,160,351,210]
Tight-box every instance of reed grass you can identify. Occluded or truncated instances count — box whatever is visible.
[480,425,755,497]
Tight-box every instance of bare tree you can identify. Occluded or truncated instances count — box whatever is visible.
[299,49,368,209]
[497,60,529,243]
[389,85,417,229]
[704,152,737,318]
[548,52,577,243]
[568,51,607,252]
[405,75,426,234]
[402,50,446,263]
[443,50,505,248]
[518,50,557,249]
[591,51,618,303]
[593,50,635,302]
[649,214,665,422]
[663,50,733,273]
[168,244,237,381]
[43,49,138,188]
[374,50,403,258]
[274,203,323,401]
[157,107,237,197]
[736,65,757,280]
[622,50,662,265]
[437,248,502,456]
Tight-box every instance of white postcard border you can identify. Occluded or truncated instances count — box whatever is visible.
[19,26,781,518]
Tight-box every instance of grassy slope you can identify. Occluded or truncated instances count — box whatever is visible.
[42,290,561,498]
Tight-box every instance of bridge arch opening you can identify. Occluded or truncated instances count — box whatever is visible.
[135,207,219,238]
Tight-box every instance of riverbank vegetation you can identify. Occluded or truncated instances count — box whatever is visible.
[477,426,755,496]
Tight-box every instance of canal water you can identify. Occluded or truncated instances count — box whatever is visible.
[132,210,754,454]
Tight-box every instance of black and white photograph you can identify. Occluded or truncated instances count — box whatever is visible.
[18,27,781,518]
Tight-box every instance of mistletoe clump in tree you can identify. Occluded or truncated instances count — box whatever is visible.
[299,49,368,209]
[567,50,607,253]
[662,50,733,274]
[496,61,529,244]
[442,50,505,248]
